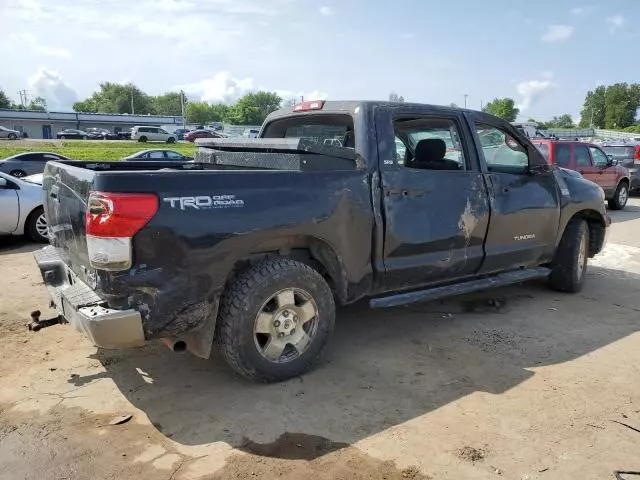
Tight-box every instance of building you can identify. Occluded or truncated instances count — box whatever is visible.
[0,109,185,139]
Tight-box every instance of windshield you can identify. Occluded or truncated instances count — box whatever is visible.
[602,146,635,157]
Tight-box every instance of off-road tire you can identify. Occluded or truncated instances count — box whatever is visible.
[139,136,148,143]
[608,181,628,210]
[548,218,589,293]
[217,257,335,382]
[9,170,26,178]
[25,207,48,243]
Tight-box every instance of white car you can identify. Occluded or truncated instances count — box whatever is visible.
[131,126,177,143]
[0,172,48,242]
[0,125,20,140]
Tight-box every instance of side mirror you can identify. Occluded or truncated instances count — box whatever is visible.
[0,178,7,188]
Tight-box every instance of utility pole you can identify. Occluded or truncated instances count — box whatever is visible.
[180,90,186,127]
[17,89,28,108]
[131,91,135,114]
[480,100,484,110]
[464,94,468,109]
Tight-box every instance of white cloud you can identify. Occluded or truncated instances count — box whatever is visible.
[541,25,574,42]
[8,32,71,58]
[27,68,78,110]
[516,79,555,111]
[177,71,327,106]
[570,6,595,15]
[319,6,334,16]
[606,14,625,32]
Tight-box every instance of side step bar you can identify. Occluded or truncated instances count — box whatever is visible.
[370,267,551,309]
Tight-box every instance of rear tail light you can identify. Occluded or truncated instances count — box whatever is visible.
[293,100,325,112]
[634,146,640,165]
[86,192,158,271]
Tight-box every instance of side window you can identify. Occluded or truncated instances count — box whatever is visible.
[474,123,528,173]
[166,151,182,159]
[158,129,169,134]
[149,151,165,159]
[394,117,466,171]
[43,154,61,161]
[574,146,591,167]
[556,144,570,167]
[590,147,609,167]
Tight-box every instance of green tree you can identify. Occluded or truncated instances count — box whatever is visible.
[546,114,575,129]
[389,92,405,102]
[185,101,213,124]
[73,82,153,114]
[482,98,519,122]
[0,88,13,109]
[227,92,282,125]
[152,92,184,116]
[579,85,606,128]
[449,102,459,108]
[27,96,47,111]
[603,83,640,129]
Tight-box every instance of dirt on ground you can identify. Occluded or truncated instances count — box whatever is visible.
[1,200,640,480]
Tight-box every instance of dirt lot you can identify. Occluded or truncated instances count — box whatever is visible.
[2,201,640,480]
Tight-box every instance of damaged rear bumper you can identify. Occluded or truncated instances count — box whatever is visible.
[33,246,145,349]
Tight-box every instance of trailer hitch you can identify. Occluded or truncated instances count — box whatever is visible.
[27,310,65,332]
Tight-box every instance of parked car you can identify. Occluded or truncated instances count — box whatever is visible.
[601,143,640,193]
[243,128,260,138]
[173,129,190,140]
[184,129,222,142]
[0,172,48,242]
[131,126,177,143]
[86,128,119,140]
[121,149,193,161]
[531,139,630,210]
[116,129,132,140]
[0,125,20,140]
[56,129,89,140]
[0,152,70,178]
[33,101,610,383]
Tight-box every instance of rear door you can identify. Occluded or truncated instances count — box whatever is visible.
[375,105,490,290]
[467,113,561,273]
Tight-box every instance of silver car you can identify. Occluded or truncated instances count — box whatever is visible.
[0,152,69,178]
[0,126,20,140]
[0,172,48,242]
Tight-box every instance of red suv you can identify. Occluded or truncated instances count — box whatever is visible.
[532,139,630,210]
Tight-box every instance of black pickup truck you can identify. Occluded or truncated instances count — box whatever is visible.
[34,101,610,382]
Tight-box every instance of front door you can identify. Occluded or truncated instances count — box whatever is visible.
[467,114,561,273]
[375,106,490,291]
[589,145,618,194]
[42,125,52,139]
[0,179,19,233]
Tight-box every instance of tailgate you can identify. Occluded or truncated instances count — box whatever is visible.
[42,161,96,283]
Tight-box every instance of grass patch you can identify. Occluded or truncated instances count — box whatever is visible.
[0,140,197,162]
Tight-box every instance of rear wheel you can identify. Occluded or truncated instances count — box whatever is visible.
[608,181,628,210]
[139,136,148,143]
[217,257,335,382]
[26,207,48,243]
[8,133,17,140]
[9,170,26,178]
[548,218,589,293]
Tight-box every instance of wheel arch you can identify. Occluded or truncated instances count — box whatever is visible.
[227,235,350,305]
[563,209,607,257]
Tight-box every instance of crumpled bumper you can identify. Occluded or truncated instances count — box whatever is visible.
[33,246,145,349]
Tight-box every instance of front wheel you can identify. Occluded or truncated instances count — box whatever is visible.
[548,218,589,293]
[26,207,49,243]
[608,182,629,210]
[166,137,176,144]
[217,257,335,382]
[60,135,66,140]
[8,133,17,140]
[139,136,148,143]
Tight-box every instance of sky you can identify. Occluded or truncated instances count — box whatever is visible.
[1,0,639,122]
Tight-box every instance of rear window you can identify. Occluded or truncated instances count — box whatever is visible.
[262,114,354,148]
[535,143,549,161]
[555,144,571,167]
[602,146,635,157]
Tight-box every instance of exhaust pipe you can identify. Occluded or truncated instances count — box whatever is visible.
[161,338,187,354]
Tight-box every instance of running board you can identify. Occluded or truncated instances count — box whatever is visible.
[370,267,551,309]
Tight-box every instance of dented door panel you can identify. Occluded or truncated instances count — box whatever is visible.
[380,169,490,290]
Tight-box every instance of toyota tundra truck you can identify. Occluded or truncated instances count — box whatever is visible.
[33,101,610,382]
